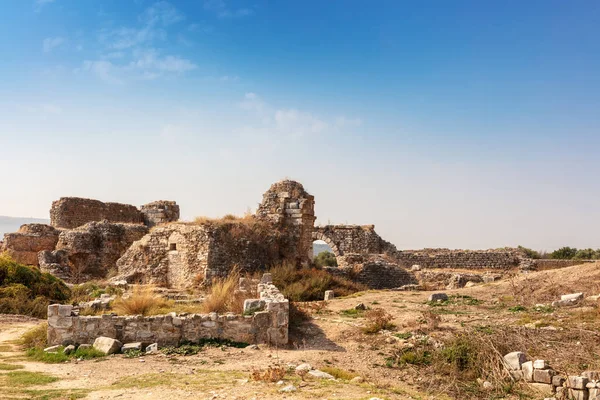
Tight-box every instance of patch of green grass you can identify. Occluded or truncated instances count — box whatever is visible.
[3,371,58,386]
[0,388,88,400]
[123,349,143,358]
[110,371,245,391]
[393,332,413,340]
[161,344,203,356]
[319,366,358,380]
[0,362,24,370]
[508,305,528,312]
[26,346,105,363]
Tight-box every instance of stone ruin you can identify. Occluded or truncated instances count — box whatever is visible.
[47,273,289,347]
[1,179,560,290]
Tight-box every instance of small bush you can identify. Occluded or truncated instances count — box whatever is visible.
[161,344,203,356]
[319,366,357,380]
[250,365,286,382]
[314,251,338,267]
[112,286,169,316]
[270,262,365,302]
[20,323,48,349]
[362,308,395,334]
[340,308,365,318]
[517,246,542,259]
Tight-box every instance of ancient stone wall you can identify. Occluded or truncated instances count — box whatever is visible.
[47,276,289,346]
[114,221,281,288]
[313,225,396,257]
[256,180,315,267]
[39,221,148,282]
[0,224,59,266]
[326,254,417,289]
[394,248,525,270]
[140,201,180,227]
[50,197,143,229]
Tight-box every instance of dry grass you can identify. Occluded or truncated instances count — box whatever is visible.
[20,323,47,349]
[200,271,248,314]
[112,286,170,316]
[250,365,286,382]
[362,308,395,334]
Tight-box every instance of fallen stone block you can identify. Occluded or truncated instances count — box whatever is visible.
[295,363,312,372]
[534,369,556,384]
[529,382,554,396]
[93,337,123,355]
[44,345,60,353]
[121,342,142,352]
[354,303,367,310]
[504,351,527,370]
[534,359,549,369]
[561,293,584,302]
[280,385,297,392]
[583,371,600,381]
[63,344,76,355]
[567,376,589,390]
[308,370,335,380]
[522,361,534,382]
[324,290,334,301]
[145,343,158,354]
[552,375,565,387]
[428,293,448,302]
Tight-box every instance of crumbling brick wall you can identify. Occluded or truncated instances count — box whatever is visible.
[0,224,59,266]
[50,197,143,229]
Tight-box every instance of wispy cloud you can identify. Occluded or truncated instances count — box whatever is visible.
[82,1,197,84]
[34,0,55,13]
[42,37,65,53]
[203,0,254,18]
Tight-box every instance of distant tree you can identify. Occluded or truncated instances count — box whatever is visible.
[573,248,600,260]
[314,251,338,267]
[517,246,542,259]
[550,247,578,260]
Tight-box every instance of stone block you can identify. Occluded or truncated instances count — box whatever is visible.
[324,290,334,301]
[568,376,589,390]
[534,359,549,369]
[44,345,61,353]
[529,383,554,396]
[534,369,556,384]
[58,305,73,317]
[589,388,600,399]
[567,388,589,400]
[428,293,448,302]
[504,351,527,370]
[308,370,335,380]
[63,344,75,355]
[561,293,584,302]
[260,273,273,284]
[522,361,534,382]
[93,336,123,355]
[552,375,566,387]
[583,371,600,381]
[122,342,142,352]
[146,343,158,353]
[244,299,265,314]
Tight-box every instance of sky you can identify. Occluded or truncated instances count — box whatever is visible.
[0,0,599,251]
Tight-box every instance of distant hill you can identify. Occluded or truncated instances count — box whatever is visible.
[313,242,334,257]
[0,216,50,238]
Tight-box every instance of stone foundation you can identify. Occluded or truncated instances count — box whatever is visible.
[47,276,289,347]
[326,254,417,289]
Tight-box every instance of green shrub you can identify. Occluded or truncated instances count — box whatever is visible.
[573,248,600,260]
[26,346,105,363]
[270,262,365,302]
[314,251,338,267]
[550,247,578,259]
[0,253,70,318]
[517,246,542,259]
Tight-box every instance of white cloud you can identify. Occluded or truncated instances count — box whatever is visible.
[42,37,65,53]
[140,1,184,26]
[335,116,363,128]
[203,0,254,18]
[34,0,55,13]
[81,60,123,84]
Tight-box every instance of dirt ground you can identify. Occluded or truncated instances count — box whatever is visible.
[1,262,599,400]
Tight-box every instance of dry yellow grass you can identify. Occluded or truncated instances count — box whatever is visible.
[112,286,170,316]
[200,272,248,314]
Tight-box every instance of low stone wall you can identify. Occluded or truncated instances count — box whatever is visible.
[47,275,289,347]
[504,351,600,399]
[0,224,59,266]
[325,254,417,289]
[395,248,524,270]
[51,198,143,229]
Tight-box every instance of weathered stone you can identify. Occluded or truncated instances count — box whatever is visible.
[534,360,549,369]
[280,385,297,392]
[428,293,448,302]
[0,224,59,266]
[534,369,556,384]
[522,361,534,382]
[504,352,527,370]
[121,342,142,352]
[63,344,75,355]
[308,370,335,380]
[552,375,566,387]
[583,371,600,381]
[295,363,312,372]
[93,336,122,355]
[561,293,584,302]
[324,290,334,301]
[354,303,367,310]
[43,345,60,353]
[243,299,265,314]
[567,388,589,400]
[145,343,158,354]
[567,376,589,390]
[529,383,553,396]
[50,197,143,229]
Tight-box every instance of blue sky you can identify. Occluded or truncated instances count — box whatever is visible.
[0,0,599,250]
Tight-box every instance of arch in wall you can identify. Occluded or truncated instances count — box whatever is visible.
[312,231,342,257]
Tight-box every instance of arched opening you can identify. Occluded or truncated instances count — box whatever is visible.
[313,239,338,267]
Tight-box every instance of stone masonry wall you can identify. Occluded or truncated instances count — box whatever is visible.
[140,201,180,227]
[313,225,396,257]
[0,224,59,266]
[325,254,417,289]
[50,197,143,229]
[394,248,525,270]
[47,275,289,347]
